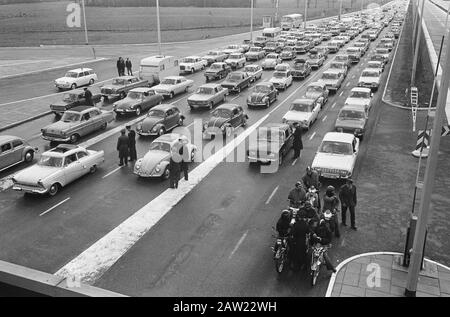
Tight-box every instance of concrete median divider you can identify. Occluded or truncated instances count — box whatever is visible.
[0,260,126,297]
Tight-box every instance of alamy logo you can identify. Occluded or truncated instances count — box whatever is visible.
[366,263,381,288]
[66,3,81,28]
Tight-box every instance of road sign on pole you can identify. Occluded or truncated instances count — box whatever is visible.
[410,86,419,132]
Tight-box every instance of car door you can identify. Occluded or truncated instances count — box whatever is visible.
[76,150,91,176]
[79,112,93,136]
[89,109,104,131]
[63,153,85,184]
[0,141,14,169]
[11,139,25,164]
[165,108,177,129]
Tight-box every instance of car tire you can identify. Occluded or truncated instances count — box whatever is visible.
[89,79,94,85]
[237,86,241,93]
[89,165,97,174]
[71,83,77,90]
[48,183,59,196]
[189,105,194,111]
[225,126,232,137]
[178,117,184,126]
[24,150,34,163]
[191,150,196,162]
[100,122,107,130]
[278,152,283,166]
[170,92,175,99]
[120,91,126,99]
[158,127,166,136]
[265,99,270,108]
[209,102,213,110]
[162,167,170,180]
[70,134,80,144]
[191,68,195,74]
[136,107,142,116]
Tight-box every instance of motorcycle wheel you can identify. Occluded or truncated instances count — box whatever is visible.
[275,252,286,274]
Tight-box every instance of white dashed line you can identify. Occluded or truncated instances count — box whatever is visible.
[322,115,328,122]
[229,230,249,259]
[39,197,71,217]
[339,91,344,97]
[291,158,298,166]
[265,185,280,205]
[309,132,316,140]
[102,166,123,179]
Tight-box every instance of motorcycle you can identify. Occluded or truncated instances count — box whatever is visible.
[306,186,321,210]
[272,229,290,274]
[310,240,332,286]
[323,209,340,238]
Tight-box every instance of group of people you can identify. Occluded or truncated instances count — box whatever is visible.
[116,57,133,77]
[116,125,137,166]
[276,166,359,273]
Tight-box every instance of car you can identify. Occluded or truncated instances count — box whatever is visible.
[318,69,345,93]
[179,56,208,74]
[328,61,348,78]
[222,44,244,55]
[246,82,278,108]
[220,71,252,93]
[133,134,197,179]
[54,68,97,90]
[308,49,326,69]
[245,47,266,61]
[311,132,360,180]
[315,46,330,58]
[204,62,231,81]
[41,106,114,143]
[253,36,268,48]
[247,123,294,166]
[12,144,104,196]
[263,41,283,54]
[136,104,185,136]
[311,33,323,45]
[0,136,38,172]
[201,50,229,65]
[269,70,293,91]
[49,88,102,116]
[280,46,296,60]
[334,36,348,46]
[187,83,228,110]
[295,40,314,54]
[113,87,163,116]
[292,58,312,80]
[346,47,362,63]
[261,53,282,70]
[303,81,329,108]
[334,54,351,67]
[358,68,382,91]
[353,41,369,55]
[225,53,246,70]
[151,76,194,99]
[370,53,388,65]
[100,76,149,102]
[203,104,248,139]
[326,41,341,53]
[375,48,390,63]
[345,87,373,112]
[244,64,263,83]
[335,105,368,140]
[282,98,321,130]
[240,42,251,53]
[367,60,385,72]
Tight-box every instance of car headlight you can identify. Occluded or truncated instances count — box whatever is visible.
[355,129,362,134]
[247,96,251,102]
[155,166,161,173]
[203,123,208,130]
[340,170,350,177]
[135,160,142,170]
[113,104,117,109]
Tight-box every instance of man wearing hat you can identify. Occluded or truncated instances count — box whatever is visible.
[178,137,190,181]
[292,122,303,160]
[339,178,358,230]
[117,129,129,166]
[126,125,137,162]
[288,181,306,208]
[83,87,93,107]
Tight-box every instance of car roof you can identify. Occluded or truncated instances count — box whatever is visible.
[260,122,290,130]
[113,75,136,80]
[293,98,315,104]
[44,144,83,157]
[309,81,326,88]
[351,87,372,93]
[340,104,366,112]
[152,103,178,111]
[323,132,355,143]
[230,71,246,75]
[323,69,341,74]
[199,83,221,89]
[362,68,380,73]
[217,103,239,110]
[211,62,227,66]
[155,133,185,143]
[0,135,23,143]
[130,87,152,93]
[255,81,274,87]
[68,106,95,112]
[183,55,201,59]
[164,76,185,80]
[68,68,93,72]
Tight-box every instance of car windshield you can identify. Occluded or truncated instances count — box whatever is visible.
[64,71,78,78]
[273,71,286,78]
[38,155,63,167]
[244,66,257,73]
[249,47,260,52]
[210,64,222,70]
[266,43,276,47]
[294,62,306,69]
[362,71,379,77]
[149,141,171,152]
[256,37,266,41]
[290,102,312,112]
[227,45,238,49]
[368,63,380,68]
[229,55,240,59]
[309,52,318,58]
[61,112,81,122]
[255,85,271,93]
[147,109,165,117]
[212,108,232,118]
[183,58,196,63]
[319,141,353,155]
[161,78,176,85]
[62,93,77,102]
[339,109,365,120]
[208,51,218,56]
[127,91,143,99]
[377,49,388,54]
[350,91,370,98]
[196,87,214,94]
[112,78,126,85]
[267,54,278,59]
[322,72,338,79]
[330,63,344,69]
[298,41,308,45]
[257,128,282,142]
[306,85,322,94]
[228,73,242,81]
[335,56,348,62]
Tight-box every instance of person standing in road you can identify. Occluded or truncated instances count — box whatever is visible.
[125,58,133,76]
[117,57,123,76]
[178,138,189,181]
[83,87,93,107]
[339,178,358,230]
[120,58,126,76]
[117,129,129,166]
[126,125,137,162]
[292,122,303,160]
[168,156,181,189]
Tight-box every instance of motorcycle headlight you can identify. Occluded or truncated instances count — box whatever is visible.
[221,125,226,131]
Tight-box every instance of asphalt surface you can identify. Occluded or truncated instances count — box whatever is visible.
[0,1,424,297]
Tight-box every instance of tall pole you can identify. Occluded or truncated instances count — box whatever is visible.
[339,0,342,21]
[156,0,162,56]
[404,9,450,298]
[250,0,254,42]
[81,0,89,45]
[361,0,364,16]
[275,0,279,25]
[304,0,308,29]
[411,0,425,86]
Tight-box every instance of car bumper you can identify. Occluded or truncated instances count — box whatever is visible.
[55,83,72,89]
[102,93,120,99]
[325,85,339,91]
[205,73,219,80]
[115,108,137,114]
[358,82,379,89]
[136,130,158,136]
[133,169,163,178]
[248,155,276,163]
[42,134,71,142]
[188,101,211,108]
[12,185,48,194]
[247,101,267,107]
[272,83,286,89]
[203,128,224,137]
[221,85,239,92]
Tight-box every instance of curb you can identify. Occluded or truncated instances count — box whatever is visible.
[429,0,449,13]
[0,111,52,133]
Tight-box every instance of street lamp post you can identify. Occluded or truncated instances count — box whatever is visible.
[156,0,162,56]
[339,0,343,21]
[250,0,254,42]
[411,0,425,86]
[81,0,89,45]
[304,0,308,29]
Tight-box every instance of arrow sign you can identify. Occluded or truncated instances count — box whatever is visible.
[442,125,450,136]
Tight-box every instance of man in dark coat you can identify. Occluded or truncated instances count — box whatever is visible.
[116,57,122,76]
[291,212,311,271]
[169,156,181,189]
[125,58,133,76]
[288,181,306,208]
[292,122,303,159]
[178,138,189,181]
[339,178,358,230]
[117,129,129,166]
[83,87,93,106]
[126,125,137,162]
[311,219,336,272]
[120,58,126,76]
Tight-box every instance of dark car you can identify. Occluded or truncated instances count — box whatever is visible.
[136,104,184,136]
[203,104,248,138]
[263,41,282,54]
[247,123,294,166]
[292,58,312,80]
[247,82,278,108]
[295,40,314,54]
[100,76,149,101]
[204,62,231,81]
[220,71,252,93]
[113,87,163,117]
[50,88,102,116]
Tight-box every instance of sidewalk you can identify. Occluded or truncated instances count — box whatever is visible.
[326,252,450,297]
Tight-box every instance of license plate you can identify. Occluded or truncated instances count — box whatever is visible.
[322,173,338,179]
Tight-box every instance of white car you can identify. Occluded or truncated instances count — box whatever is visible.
[245,47,266,61]
[244,64,263,83]
[261,53,282,70]
[275,63,291,72]
[201,50,228,65]
[225,53,246,69]
[367,60,385,72]
[179,56,207,74]
[222,44,244,55]
[375,47,390,63]
[269,70,293,91]
[12,144,104,196]
[54,68,97,90]
[282,98,321,130]
[311,132,360,180]
[318,69,344,93]
[151,76,194,99]
[358,68,382,91]
[345,87,373,112]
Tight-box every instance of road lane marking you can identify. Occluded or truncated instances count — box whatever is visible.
[39,197,71,217]
[309,132,316,141]
[346,82,350,87]
[291,158,298,166]
[102,166,123,179]
[230,94,241,101]
[265,186,279,205]
[228,230,249,260]
[339,91,344,97]
[322,115,328,122]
